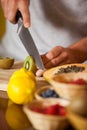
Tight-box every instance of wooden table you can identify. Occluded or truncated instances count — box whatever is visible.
[0,61,74,130]
[0,61,49,91]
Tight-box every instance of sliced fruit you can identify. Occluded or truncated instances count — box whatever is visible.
[0,57,14,69]
[43,63,87,82]
[23,56,37,74]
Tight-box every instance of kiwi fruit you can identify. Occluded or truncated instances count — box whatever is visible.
[0,57,14,69]
[23,56,37,74]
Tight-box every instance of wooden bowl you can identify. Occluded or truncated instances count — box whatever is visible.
[35,85,59,100]
[49,72,87,100]
[0,57,14,69]
[23,98,70,130]
[43,63,87,81]
[67,110,87,130]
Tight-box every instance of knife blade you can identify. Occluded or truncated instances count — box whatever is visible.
[17,17,45,70]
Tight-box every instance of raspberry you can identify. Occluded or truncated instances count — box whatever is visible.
[58,106,66,116]
[32,104,66,116]
[68,78,87,85]
[32,107,42,113]
[43,105,57,115]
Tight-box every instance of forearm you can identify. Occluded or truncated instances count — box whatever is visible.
[69,37,87,62]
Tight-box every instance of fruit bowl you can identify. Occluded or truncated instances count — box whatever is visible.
[23,98,70,130]
[49,72,87,100]
[35,85,59,100]
[0,57,14,69]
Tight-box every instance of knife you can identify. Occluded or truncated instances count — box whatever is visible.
[16,12,45,70]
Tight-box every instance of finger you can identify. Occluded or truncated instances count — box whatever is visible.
[1,0,6,11]
[42,46,63,64]
[41,54,48,65]
[36,69,46,77]
[1,0,9,18]
[18,1,30,27]
[45,51,68,68]
[3,0,18,24]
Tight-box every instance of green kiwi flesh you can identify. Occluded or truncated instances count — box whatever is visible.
[23,56,37,74]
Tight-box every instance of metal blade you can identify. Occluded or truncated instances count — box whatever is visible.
[17,19,45,70]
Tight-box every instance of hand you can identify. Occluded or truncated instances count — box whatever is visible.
[36,37,87,77]
[36,46,81,76]
[41,46,81,68]
[1,0,30,27]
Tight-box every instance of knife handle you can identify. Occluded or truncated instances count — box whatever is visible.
[16,11,22,22]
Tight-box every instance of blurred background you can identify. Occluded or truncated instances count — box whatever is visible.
[0,3,6,41]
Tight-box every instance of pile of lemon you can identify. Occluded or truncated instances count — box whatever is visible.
[7,56,37,105]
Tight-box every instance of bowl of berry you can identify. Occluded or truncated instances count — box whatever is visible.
[35,85,59,100]
[23,98,69,130]
[49,72,87,100]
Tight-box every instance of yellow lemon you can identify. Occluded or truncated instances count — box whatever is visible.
[5,103,31,130]
[7,68,37,104]
[10,68,36,81]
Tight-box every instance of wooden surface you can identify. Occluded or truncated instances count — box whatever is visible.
[0,61,49,92]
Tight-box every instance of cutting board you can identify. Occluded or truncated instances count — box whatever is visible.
[0,61,49,91]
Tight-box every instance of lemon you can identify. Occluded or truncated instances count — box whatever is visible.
[5,103,31,130]
[10,68,36,81]
[7,68,37,104]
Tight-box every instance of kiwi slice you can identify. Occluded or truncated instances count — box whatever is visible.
[0,57,14,69]
[23,56,37,74]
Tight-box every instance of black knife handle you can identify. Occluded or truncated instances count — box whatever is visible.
[16,11,22,22]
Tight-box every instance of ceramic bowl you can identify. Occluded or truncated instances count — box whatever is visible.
[49,72,87,100]
[23,98,70,130]
[35,85,59,100]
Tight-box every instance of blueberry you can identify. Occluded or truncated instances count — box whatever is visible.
[52,93,59,98]
[45,89,54,97]
[41,88,59,98]
[41,92,47,98]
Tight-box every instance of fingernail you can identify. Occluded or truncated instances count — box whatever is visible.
[36,69,45,77]
[24,22,30,28]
